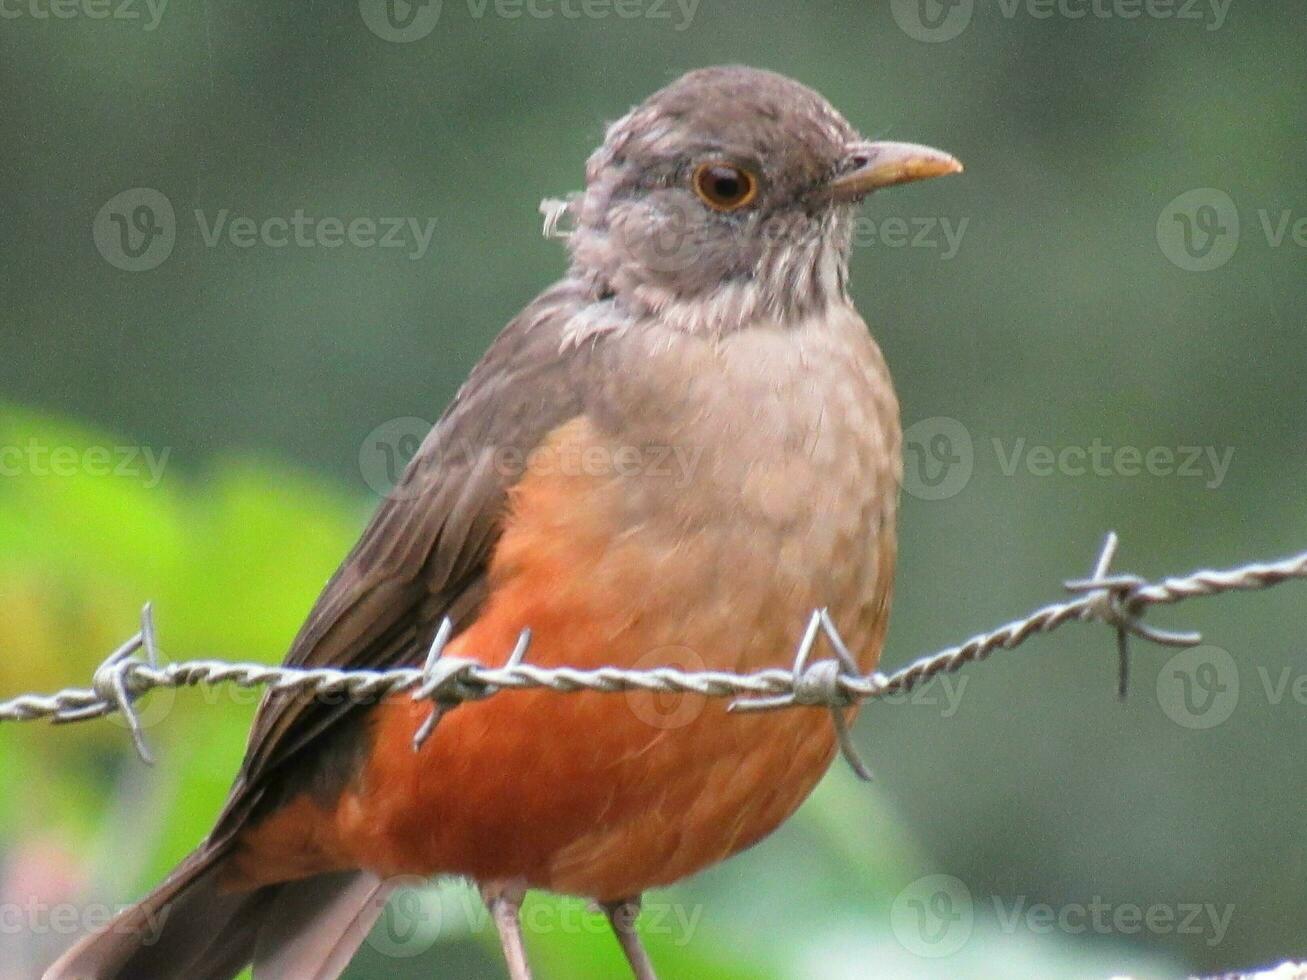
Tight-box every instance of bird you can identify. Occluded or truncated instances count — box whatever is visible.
[46,65,961,980]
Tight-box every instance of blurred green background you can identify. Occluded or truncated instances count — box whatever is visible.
[2,2,1305,977]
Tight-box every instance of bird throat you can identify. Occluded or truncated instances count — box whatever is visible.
[564,214,854,345]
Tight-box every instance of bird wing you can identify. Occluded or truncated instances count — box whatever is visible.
[212,282,595,835]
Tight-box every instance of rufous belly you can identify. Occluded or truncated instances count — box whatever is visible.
[233,369,896,900]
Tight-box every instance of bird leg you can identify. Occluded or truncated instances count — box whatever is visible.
[481,882,533,980]
[600,895,659,980]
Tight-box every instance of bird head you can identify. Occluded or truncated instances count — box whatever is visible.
[559,66,962,334]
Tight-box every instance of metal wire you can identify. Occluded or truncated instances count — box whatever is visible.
[3,532,1306,777]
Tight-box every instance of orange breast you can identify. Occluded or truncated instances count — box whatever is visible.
[232,411,895,900]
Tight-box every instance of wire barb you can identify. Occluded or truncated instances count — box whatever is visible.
[730,609,878,780]
[4,535,1307,779]
[46,604,162,764]
[412,621,533,751]
[1064,532,1203,700]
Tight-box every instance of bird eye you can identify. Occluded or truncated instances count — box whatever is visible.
[691,162,759,211]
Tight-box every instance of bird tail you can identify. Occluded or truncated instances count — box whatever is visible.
[43,845,393,980]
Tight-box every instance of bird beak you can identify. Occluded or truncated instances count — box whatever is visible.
[827,141,963,202]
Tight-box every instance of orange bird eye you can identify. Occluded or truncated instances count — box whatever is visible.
[692,162,759,211]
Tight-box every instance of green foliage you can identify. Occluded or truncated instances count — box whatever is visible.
[0,407,360,875]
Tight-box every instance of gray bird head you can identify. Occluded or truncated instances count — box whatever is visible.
[559,66,962,334]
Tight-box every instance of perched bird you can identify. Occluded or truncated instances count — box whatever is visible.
[47,65,961,979]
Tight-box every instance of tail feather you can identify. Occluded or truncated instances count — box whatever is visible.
[253,871,393,980]
[42,847,392,980]
[43,847,244,980]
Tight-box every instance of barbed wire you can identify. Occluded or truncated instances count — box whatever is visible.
[3,532,1306,778]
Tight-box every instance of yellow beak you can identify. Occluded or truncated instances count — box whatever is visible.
[828,140,964,201]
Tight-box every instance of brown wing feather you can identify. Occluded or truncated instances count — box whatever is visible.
[211,281,596,838]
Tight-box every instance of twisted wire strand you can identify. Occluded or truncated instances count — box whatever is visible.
[3,533,1307,775]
